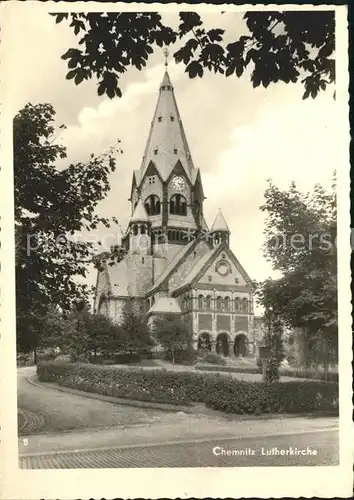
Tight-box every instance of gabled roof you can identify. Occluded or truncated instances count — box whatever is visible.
[172,242,253,295]
[172,244,221,293]
[147,239,196,295]
[147,296,181,315]
[211,209,230,232]
[138,69,197,184]
[130,199,149,222]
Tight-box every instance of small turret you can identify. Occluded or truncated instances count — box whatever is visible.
[210,209,230,246]
[129,199,151,254]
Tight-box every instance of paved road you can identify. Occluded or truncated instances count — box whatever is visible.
[20,430,338,468]
[18,366,186,434]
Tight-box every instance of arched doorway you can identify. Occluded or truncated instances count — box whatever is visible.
[198,332,211,352]
[234,333,248,357]
[216,333,229,357]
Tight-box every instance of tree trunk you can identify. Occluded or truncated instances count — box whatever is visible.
[34,347,37,365]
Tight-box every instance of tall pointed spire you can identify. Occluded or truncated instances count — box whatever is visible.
[139,60,196,183]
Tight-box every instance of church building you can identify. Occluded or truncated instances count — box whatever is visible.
[94,65,255,358]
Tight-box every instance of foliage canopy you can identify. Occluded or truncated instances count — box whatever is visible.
[53,11,335,100]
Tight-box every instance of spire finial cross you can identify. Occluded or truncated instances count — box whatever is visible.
[163,47,170,67]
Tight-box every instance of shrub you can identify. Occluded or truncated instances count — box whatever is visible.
[195,364,260,374]
[200,353,227,366]
[264,357,280,383]
[279,367,338,382]
[165,349,198,365]
[37,361,338,415]
[17,352,35,366]
[53,354,72,363]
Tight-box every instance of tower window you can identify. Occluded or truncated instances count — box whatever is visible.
[170,194,187,216]
[148,175,157,185]
[224,296,230,312]
[242,298,248,313]
[158,116,162,122]
[133,224,138,236]
[144,195,161,216]
[173,148,178,154]
[208,275,212,282]
[170,116,175,122]
[235,277,239,284]
[154,148,158,155]
[161,86,166,91]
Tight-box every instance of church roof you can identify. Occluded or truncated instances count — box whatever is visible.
[172,242,254,295]
[139,69,197,183]
[130,199,149,222]
[147,296,181,315]
[173,244,221,293]
[211,209,230,232]
[148,240,196,295]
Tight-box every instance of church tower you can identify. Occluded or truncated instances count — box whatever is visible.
[129,55,205,261]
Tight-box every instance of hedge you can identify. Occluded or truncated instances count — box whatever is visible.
[204,378,338,414]
[279,368,338,382]
[37,361,338,415]
[195,363,260,374]
[195,363,338,382]
[199,353,227,366]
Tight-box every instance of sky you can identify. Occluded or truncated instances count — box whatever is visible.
[3,4,338,299]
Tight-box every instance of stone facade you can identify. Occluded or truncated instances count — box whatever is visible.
[93,69,256,358]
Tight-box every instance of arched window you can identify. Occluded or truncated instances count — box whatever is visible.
[216,296,222,311]
[242,298,248,313]
[224,296,230,312]
[144,195,161,216]
[170,194,187,216]
[133,224,138,236]
[198,294,204,310]
[235,297,240,312]
[141,224,146,234]
[205,295,211,310]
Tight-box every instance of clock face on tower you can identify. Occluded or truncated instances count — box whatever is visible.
[172,175,186,191]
